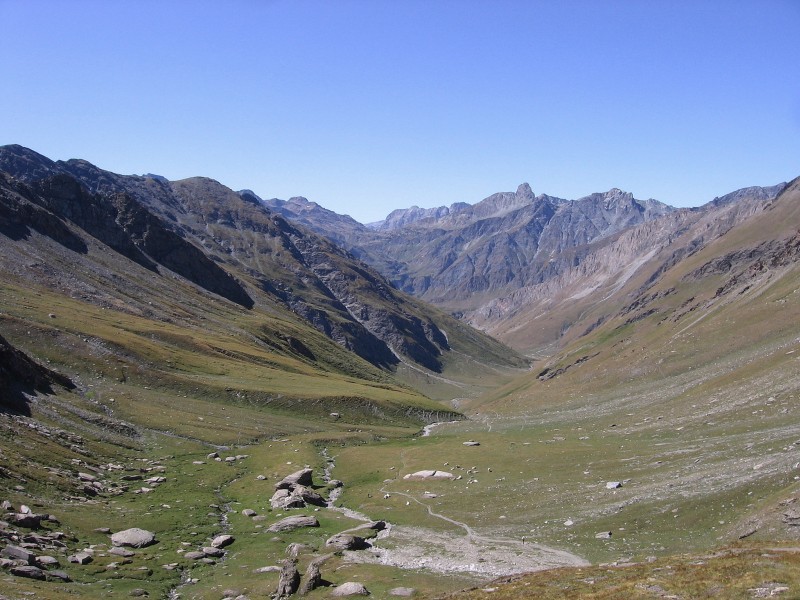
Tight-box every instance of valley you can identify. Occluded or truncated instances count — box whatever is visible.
[1,146,799,599]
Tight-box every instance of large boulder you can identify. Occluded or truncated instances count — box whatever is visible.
[110,527,157,548]
[325,533,366,551]
[331,582,370,596]
[275,468,314,490]
[210,534,234,548]
[268,515,320,533]
[402,470,454,480]
[275,558,300,599]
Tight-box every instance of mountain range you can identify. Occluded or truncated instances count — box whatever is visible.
[1,144,798,599]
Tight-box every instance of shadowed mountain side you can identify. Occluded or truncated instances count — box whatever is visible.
[0,333,74,415]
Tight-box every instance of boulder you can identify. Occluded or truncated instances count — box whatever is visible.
[325,533,366,551]
[211,534,234,548]
[1,544,35,564]
[10,513,44,528]
[595,531,613,539]
[242,508,257,517]
[184,551,206,560]
[275,558,300,599]
[202,546,225,557]
[111,528,157,548]
[47,569,71,582]
[268,515,320,533]
[36,555,60,568]
[11,565,46,580]
[299,553,332,595]
[68,552,93,564]
[331,582,370,596]
[402,470,454,480]
[295,485,326,507]
[275,468,314,490]
[109,546,135,557]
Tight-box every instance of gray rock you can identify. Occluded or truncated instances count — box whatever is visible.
[331,582,370,596]
[606,481,622,489]
[10,512,44,528]
[299,553,333,595]
[47,569,71,582]
[242,508,257,517]
[129,589,149,597]
[111,527,157,548]
[36,555,60,568]
[211,534,234,548]
[325,533,366,551]
[202,546,225,557]
[275,468,314,490]
[184,551,206,560]
[275,558,300,599]
[69,551,94,564]
[1,544,35,564]
[402,470,454,480]
[11,565,46,580]
[389,588,416,597]
[286,542,312,558]
[109,546,135,557]
[268,515,320,532]
[595,531,613,539]
[462,441,480,446]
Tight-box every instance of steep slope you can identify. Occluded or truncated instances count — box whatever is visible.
[0,145,524,382]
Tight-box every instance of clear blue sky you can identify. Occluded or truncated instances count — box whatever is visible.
[3,1,799,223]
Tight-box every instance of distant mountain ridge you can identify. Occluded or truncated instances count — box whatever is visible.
[256,177,787,353]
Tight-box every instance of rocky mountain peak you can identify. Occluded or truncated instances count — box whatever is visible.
[515,182,535,200]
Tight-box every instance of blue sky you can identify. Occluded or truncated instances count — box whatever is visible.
[3,1,799,223]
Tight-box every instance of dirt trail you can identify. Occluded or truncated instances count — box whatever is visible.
[324,446,587,578]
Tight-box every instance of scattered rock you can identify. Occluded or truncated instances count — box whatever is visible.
[331,582,370,596]
[94,527,112,534]
[462,441,481,446]
[184,551,206,560]
[109,546,135,557]
[202,546,225,557]
[242,508,257,517]
[111,527,157,548]
[268,515,320,533]
[389,588,416,597]
[606,481,622,489]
